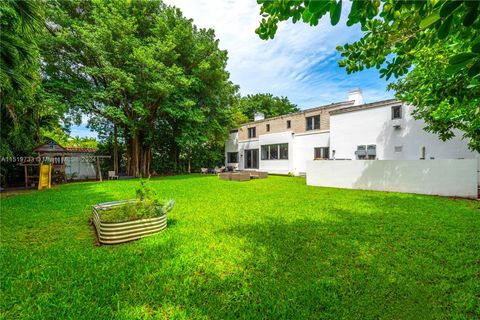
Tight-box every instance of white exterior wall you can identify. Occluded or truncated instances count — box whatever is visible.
[257,131,294,174]
[306,159,478,198]
[330,103,478,161]
[225,131,239,166]
[292,131,330,174]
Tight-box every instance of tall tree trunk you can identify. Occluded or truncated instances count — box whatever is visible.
[113,124,118,175]
[125,131,151,178]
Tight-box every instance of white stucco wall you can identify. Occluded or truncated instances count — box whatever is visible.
[330,103,479,161]
[258,131,294,174]
[292,131,330,174]
[306,159,478,198]
[225,131,239,166]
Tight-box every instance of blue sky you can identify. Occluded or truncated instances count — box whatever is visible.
[71,0,394,138]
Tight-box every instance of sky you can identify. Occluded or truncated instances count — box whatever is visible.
[71,0,394,138]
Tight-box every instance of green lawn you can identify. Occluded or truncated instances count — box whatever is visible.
[1,175,479,319]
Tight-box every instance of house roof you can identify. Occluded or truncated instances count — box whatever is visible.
[34,139,97,154]
[64,147,97,153]
[329,99,401,115]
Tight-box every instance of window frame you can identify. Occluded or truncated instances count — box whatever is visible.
[391,105,402,120]
[306,115,320,131]
[227,152,238,163]
[247,127,256,138]
[314,147,329,160]
[261,143,289,160]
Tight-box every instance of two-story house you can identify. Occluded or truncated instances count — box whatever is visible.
[225,89,479,176]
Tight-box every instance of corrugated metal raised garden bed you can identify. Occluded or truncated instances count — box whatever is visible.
[92,199,174,245]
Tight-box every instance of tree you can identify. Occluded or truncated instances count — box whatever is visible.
[255,0,480,151]
[237,93,299,121]
[41,0,238,176]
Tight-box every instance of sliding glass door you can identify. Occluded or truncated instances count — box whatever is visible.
[244,149,259,169]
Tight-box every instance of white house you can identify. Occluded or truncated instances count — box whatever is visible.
[225,89,479,176]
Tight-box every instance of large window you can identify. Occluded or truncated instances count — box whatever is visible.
[261,144,288,160]
[248,127,256,138]
[227,152,238,163]
[314,147,329,159]
[306,115,320,131]
[391,105,402,119]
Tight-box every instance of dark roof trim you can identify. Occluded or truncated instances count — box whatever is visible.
[330,99,401,115]
[241,100,355,126]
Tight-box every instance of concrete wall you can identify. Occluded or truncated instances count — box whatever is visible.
[292,131,330,174]
[330,103,479,161]
[306,159,478,198]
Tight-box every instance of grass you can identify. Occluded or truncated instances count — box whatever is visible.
[0,175,479,319]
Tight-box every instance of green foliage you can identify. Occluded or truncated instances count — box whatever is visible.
[1,175,479,318]
[41,0,239,176]
[99,179,174,222]
[236,93,300,121]
[256,0,480,151]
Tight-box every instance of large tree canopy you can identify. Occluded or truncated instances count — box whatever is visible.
[256,0,480,151]
[237,93,299,121]
[42,0,239,176]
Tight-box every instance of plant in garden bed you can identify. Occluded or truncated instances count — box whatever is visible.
[98,180,174,223]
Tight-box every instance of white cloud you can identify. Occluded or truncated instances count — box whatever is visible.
[164,0,393,108]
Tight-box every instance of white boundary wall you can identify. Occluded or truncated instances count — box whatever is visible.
[306,159,478,198]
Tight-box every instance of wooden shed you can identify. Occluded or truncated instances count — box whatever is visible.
[34,139,98,182]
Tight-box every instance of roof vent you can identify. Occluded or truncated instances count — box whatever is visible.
[348,88,364,106]
[254,112,265,121]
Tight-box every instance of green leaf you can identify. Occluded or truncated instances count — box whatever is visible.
[308,0,330,14]
[445,60,470,74]
[473,43,480,53]
[463,6,478,27]
[449,53,477,65]
[330,0,342,26]
[302,8,313,23]
[437,15,453,39]
[468,61,480,78]
[440,0,462,18]
[420,9,440,28]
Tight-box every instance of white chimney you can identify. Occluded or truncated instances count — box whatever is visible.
[348,88,364,105]
[254,112,265,121]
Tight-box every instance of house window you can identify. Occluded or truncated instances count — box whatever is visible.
[394,146,403,153]
[261,144,288,160]
[286,120,291,129]
[227,152,238,163]
[248,127,256,138]
[314,147,329,159]
[306,115,320,131]
[391,105,402,119]
[266,124,270,132]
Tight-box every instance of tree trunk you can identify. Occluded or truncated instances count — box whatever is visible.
[113,124,118,175]
[125,131,151,178]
